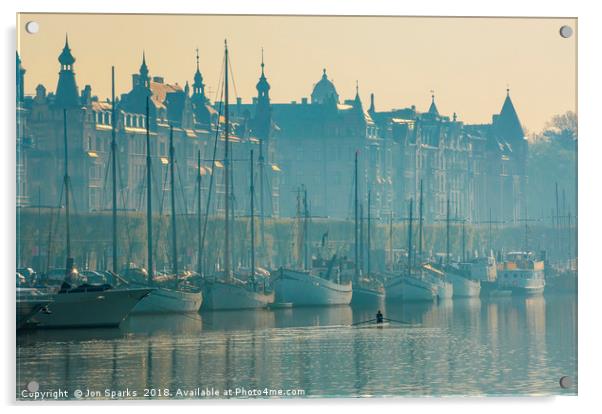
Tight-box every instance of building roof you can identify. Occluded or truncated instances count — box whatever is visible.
[311,69,339,104]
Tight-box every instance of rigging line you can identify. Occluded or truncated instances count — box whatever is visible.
[100,151,112,209]
[46,181,65,273]
[116,148,137,268]
[154,166,170,268]
[200,70,225,263]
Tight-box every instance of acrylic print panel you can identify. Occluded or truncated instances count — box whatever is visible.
[16,13,577,399]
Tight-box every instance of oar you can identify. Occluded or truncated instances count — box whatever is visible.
[351,318,377,326]
[383,317,415,325]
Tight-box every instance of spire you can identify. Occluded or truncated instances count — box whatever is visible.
[495,87,524,142]
[355,80,360,100]
[191,48,209,126]
[55,35,79,108]
[139,51,150,88]
[256,48,270,96]
[369,93,375,113]
[58,33,75,67]
[428,90,439,115]
[193,48,204,95]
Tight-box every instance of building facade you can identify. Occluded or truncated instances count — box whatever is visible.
[17,38,527,227]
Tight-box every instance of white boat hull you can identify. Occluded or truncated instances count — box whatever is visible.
[131,287,203,314]
[498,269,545,296]
[30,288,151,328]
[274,269,352,306]
[385,275,437,302]
[446,272,481,297]
[352,285,385,305]
[202,281,274,310]
[435,280,454,299]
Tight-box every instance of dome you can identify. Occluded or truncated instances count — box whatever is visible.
[58,36,75,66]
[311,69,338,104]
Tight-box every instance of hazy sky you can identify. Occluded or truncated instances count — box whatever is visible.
[17,13,576,132]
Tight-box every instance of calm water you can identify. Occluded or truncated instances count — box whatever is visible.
[16,294,577,399]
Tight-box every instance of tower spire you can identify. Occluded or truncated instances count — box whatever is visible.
[428,89,439,115]
[55,34,79,108]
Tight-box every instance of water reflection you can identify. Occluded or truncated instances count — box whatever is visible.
[16,294,577,399]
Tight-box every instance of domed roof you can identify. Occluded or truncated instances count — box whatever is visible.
[58,35,75,66]
[311,69,338,104]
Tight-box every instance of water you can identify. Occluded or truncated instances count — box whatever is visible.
[16,294,577,399]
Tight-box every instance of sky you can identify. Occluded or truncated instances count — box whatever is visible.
[17,13,576,133]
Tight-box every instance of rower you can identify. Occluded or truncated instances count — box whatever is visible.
[376,310,384,324]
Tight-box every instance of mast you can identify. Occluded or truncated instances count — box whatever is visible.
[224,40,231,276]
[446,197,450,264]
[462,219,466,262]
[169,125,178,277]
[303,187,309,270]
[367,190,371,275]
[250,150,256,276]
[63,109,73,277]
[111,66,118,273]
[488,207,492,255]
[418,179,423,260]
[258,139,266,260]
[197,150,203,276]
[354,151,359,278]
[407,199,413,277]
[359,203,364,274]
[145,97,153,282]
[388,211,393,271]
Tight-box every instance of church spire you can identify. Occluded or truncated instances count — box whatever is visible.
[495,87,524,142]
[254,48,271,140]
[55,34,79,109]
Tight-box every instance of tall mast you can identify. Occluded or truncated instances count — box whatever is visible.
[367,189,371,275]
[446,197,450,264]
[388,211,393,271]
[303,187,309,270]
[359,203,364,274]
[354,151,359,278]
[250,150,256,276]
[418,179,423,260]
[145,97,153,282]
[224,40,231,276]
[407,199,413,277]
[63,109,73,277]
[197,150,203,276]
[462,219,466,262]
[169,125,178,277]
[259,139,266,260]
[111,66,118,273]
[488,207,493,255]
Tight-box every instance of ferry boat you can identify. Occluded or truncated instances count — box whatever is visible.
[497,252,545,295]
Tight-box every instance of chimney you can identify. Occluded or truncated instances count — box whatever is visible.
[301,97,308,105]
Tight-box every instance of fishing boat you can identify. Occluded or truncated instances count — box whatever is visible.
[350,152,384,305]
[497,251,545,295]
[202,42,274,310]
[128,95,202,313]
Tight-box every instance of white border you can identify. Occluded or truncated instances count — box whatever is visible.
[2,1,599,413]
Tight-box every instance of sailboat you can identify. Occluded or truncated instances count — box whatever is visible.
[27,106,151,329]
[385,198,437,302]
[202,41,275,310]
[438,205,480,297]
[274,187,352,306]
[130,98,203,313]
[351,152,384,305]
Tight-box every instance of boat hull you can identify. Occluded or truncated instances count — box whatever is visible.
[30,288,151,328]
[274,269,352,306]
[385,275,437,302]
[16,299,52,329]
[445,272,481,297]
[202,281,274,310]
[352,286,385,305]
[131,287,203,314]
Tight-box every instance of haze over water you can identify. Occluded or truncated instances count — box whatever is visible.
[17,293,576,399]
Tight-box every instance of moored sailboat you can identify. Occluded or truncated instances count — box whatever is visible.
[202,42,274,310]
